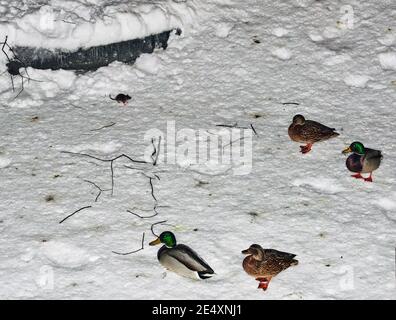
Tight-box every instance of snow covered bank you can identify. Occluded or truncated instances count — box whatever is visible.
[0,0,196,50]
[13,30,174,71]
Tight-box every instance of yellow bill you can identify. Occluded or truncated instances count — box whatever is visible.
[342,147,352,154]
[149,238,161,246]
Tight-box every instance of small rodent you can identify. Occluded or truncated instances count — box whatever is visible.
[109,94,131,105]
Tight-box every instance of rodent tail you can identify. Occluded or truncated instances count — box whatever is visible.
[109,94,115,100]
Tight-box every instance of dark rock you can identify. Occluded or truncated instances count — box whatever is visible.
[12,30,176,72]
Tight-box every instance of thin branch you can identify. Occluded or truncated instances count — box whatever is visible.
[61,151,149,164]
[61,151,151,196]
[223,137,246,151]
[57,19,77,25]
[59,206,92,224]
[127,205,169,219]
[138,172,159,202]
[110,160,115,196]
[124,166,164,180]
[149,177,157,202]
[150,220,167,237]
[216,123,239,128]
[127,209,158,219]
[216,123,257,136]
[112,233,145,255]
[84,180,110,202]
[282,102,300,105]
[151,136,161,166]
[90,122,116,132]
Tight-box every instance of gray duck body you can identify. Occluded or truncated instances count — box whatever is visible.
[346,148,382,173]
[158,244,214,280]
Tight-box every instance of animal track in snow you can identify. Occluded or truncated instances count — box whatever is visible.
[135,54,161,75]
[0,154,11,168]
[373,198,396,211]
[272,47,292,60]
[214,22,234,38]
[68,141,122,155]
[41,241,98,269]
[378,33,395,46]
[292,178,345,194]
[308,32,323,42]
[323,54,352,66]
[344,74,371,88]
[378,52,396,71]
[372,197,396,222]
[272,27,289,38]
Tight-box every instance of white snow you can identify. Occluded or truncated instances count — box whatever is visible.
[272,27,289,38]
[373,197,396,211]
[378,33,395,47]
[214,22,234,38]
[343,74,371,88]
[135,54,162,75]
[272,47,292,60]
[0,0,396,300]
[308,32,324,42]
[0,0,197,50]
[41,241,98,269]
[323,54,352,66]
[378,52,396,71]
[0,154,11,168]
[292,178,345,195]
[68,141,123,154]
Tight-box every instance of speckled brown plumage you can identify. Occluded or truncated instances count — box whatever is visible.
[242,244,298,291]
[288,114,339,153]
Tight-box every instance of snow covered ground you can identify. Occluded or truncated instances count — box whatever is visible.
[0,0,396,299]
[0,0,196,49]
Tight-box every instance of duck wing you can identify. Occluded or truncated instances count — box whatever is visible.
[166,244,214,274]
[362,148,383,172]
[302,120,339,142]
[263,249,297,261]
[364,148,382,160]
[259,249,298,275]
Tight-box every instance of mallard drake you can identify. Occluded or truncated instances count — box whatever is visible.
[149,231,215,280]
[342,141,382,182]
[288,114,339,154]
[242,244,298,291]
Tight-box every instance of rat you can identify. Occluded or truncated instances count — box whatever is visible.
[109,94,131,105]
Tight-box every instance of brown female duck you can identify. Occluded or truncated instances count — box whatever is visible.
[288,114,339,154]
[242,244,298,291]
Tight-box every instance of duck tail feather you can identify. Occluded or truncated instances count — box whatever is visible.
[291,259,299,266]
[198,271,214,279]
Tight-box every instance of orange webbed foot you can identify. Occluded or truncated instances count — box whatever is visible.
[300,143,313,154]
[256,277,270,291]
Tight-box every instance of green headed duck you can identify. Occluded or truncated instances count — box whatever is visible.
[342,141,383,182]
[149,231,215,280]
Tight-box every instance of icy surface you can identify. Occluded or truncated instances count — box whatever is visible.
[0,0,396,300]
